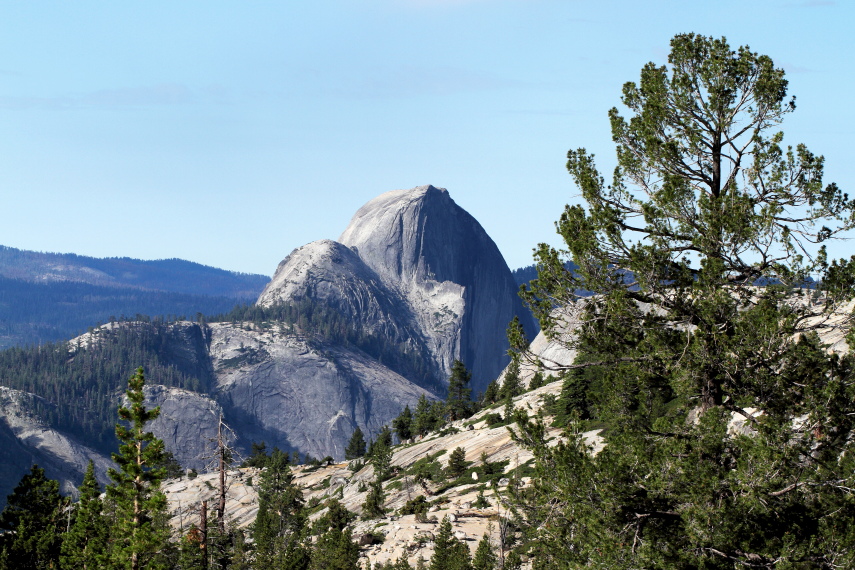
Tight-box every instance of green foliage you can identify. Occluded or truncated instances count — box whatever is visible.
[399,495,430,517]
[445,360,473,422]
[60,461,108,569]
[252,448,310,569]
[309,500,359,570]
[527,371,546,391]
[0,319,211,455]
[345,427,367,460]
[430,515,472,570]
[472,534,497,570]
[105,367,173,570]
[480,380,499,406]
[514,33,855,569]
[368,427,393,482]
[472,488,490,509]
[497,357,522,402]
[392,405,414,442]
[211,300,442,393]
[446,447,469,479]
[413,394,444,437]
[0,465,65,569]
[361,481,386,520]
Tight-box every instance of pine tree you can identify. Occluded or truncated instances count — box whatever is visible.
[345,427,367,460]
[60,461,108,569]
[252,448,310,569]
[446,447,468,479]
[309,502,359,570]
[392,405,413,442]
[361,480,386,520]
[106,367,173,570]
[497,357,522,401]
[480,380,499,406]
[513,33,855,568]
[0,464,64,569]
[471,535,496,570]
[445,360,473,422]
[413,394,440,437]
[429,516,472,570]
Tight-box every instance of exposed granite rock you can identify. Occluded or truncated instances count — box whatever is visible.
[143,385,225,472]
[209,322,434,460]
[0,386,113,508]
[337,185,537,392]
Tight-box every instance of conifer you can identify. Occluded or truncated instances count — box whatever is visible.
[445,360,473,422]
[0,464,64,569]
[471,535,496,570]
[105,367,173,570]
[345,427,366,460]
[252,448,310,569]
[60,461,108,569]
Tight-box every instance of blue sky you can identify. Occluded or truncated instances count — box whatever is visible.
[1,0,852,276]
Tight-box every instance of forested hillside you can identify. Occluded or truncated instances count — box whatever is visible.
[0,318,212,454]
[0,246,270,348]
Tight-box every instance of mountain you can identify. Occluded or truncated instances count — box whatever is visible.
[0,185,535,504]
[0,246,270,349]
[337,185,536,393]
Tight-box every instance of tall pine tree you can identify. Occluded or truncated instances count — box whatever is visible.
[252,448,310,569]
[60,461,108,569]
[0,464,64,569]
[106,367,173,570]
[514,33,855,568]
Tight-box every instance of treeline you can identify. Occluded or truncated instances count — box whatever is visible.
[210,300,444,394]
[0,245,270,298]
[0,275,244,349]
[0,318,209,454]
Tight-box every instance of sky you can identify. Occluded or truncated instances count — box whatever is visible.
[1,0,853,276]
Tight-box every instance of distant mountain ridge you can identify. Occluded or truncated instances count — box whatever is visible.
[0,245,269,297]
[0,245,270,349]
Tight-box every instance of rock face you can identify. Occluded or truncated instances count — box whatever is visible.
[208,322,433,461]
[0,387,113,507]
[337,185,536,392]
[143,385,224,472]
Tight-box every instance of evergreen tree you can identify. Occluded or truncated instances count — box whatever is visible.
[413,394,440,437]
[243,441,271,468]
[480,380,499,406]
[0,464,64,569]
[175,527,206,570]
[502,551,521,570]
[229,528,252,570]
[252,448,310,569]
[361,480,386,520]
[308,501,359,570]
[367,425,393,462]
[527,371,546,391]
[344,427,366,460]
[430,516,472,570]
[514,33,855,568]
[471,535,496,570]
[446,447,468,479]
[106,367,173,570]
[445,360,473,422]
[367,427,393,482]
[497,357,522,402]
[60,461,108,569]
[392,405,413,442]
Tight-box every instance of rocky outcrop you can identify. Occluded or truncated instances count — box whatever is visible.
[143,385,225,472]
[209,322,433,461]
[338,185,537,392]
[0,387,113,507]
